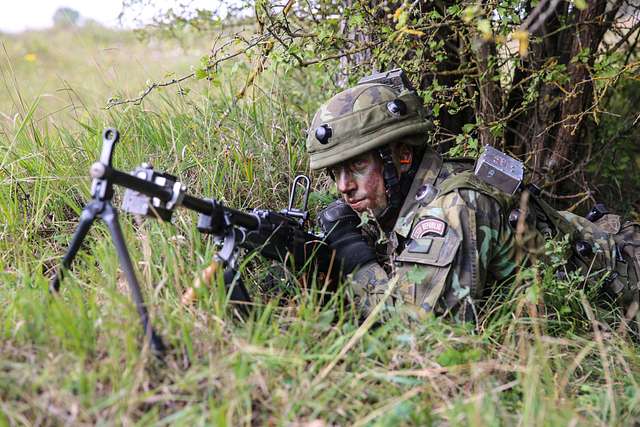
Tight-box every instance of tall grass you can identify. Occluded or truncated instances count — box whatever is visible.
[1,26,639,426]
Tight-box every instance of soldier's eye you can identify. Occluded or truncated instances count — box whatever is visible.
[351,158,369,171]
[328,165,345,180]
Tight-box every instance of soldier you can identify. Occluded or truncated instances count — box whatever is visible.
[307,80,539,322]
[307,76,639,325]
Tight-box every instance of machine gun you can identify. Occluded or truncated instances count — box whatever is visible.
[50,128,333,357]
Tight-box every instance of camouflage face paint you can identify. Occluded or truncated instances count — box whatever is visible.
[329,152,388,217]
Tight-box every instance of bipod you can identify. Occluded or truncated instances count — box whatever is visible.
[50,129,166,357]
[196,198,252,317]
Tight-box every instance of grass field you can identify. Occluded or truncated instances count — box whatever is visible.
[1,24,640,426]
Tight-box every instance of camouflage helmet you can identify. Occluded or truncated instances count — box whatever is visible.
[306,83,432,170]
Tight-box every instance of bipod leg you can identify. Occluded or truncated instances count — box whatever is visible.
[222,265,251,317]
[215,228,252,316]
[50,201,102,292]
[102,203,166,357]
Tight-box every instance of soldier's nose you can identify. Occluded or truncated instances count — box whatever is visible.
[336,170,357,195]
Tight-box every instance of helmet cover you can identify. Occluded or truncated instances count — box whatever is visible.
[306,83,432,170]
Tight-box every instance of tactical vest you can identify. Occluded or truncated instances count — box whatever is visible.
[391,151,640,320]
[389,155,520,313]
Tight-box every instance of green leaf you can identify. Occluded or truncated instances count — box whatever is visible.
[436,347,482,367]
[574,0,587,10]
[462,5,478,23]
[358,211,370,227]
[348,13,364,27]
[462,123,476,133]
[490,123,505,138]
[309,191,335,207]
[477,19,492,37]
[406,266,428,283]
[526,283,540,303]
[447,4,461,15]
[194,67,208,80]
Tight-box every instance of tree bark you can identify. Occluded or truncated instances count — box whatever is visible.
[475,40,502,147]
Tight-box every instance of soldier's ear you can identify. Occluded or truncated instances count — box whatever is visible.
[397,144,413,173]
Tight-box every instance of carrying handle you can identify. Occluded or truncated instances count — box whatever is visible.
[283,175,311,224]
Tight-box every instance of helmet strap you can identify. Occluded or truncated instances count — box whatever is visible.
[376,145,424,231]
[377,146,404,231]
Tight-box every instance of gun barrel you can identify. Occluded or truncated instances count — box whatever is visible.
[94,163,174,202]
[183,194,259,230]
[95,162,260,230]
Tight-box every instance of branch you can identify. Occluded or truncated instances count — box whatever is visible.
[519,0,563,35]
[296,42,383,67]
[541,189,592,200]
[607,18,640,54]
[106,0,302,110]
[263,12,383,69]
[106,73,193,109]
[105,34,268,109]
[604,0,625,27]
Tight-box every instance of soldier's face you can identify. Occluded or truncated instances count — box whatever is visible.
[329,152,388,216]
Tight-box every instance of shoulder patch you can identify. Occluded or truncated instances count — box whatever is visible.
[411,217,447,238]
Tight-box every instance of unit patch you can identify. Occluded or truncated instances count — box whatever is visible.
[411,217,447,238]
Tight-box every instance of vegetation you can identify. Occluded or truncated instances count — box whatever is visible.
[125,0,640,214]
[1,11,640,427]
[52,8,81,28]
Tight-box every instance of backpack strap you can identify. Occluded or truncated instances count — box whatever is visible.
[436,170,513,211]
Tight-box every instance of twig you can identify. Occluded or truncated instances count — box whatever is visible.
[106,73,194,109]
[540,190,591,200]
[607,18,640,55]
[378,360,528,377]
[565,192,593,213]
[105,34,268,109]
[519,0,562,35]
[557,341,596,397]
[297,42,383,67]
[213,40,275,129]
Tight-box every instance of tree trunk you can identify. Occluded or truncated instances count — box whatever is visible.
[475,40,502,147]
[549,1,612,176]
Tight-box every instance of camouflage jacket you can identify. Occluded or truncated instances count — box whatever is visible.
[350,148,640,326]
[350,148,544,321]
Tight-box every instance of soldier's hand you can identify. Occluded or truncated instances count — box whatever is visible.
[318,199,377,275]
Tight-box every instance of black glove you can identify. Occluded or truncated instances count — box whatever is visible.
[318,199,377,275]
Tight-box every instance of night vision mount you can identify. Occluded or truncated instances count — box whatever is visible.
[357,68,416,93]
